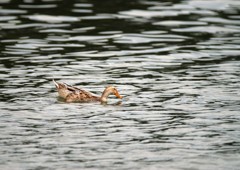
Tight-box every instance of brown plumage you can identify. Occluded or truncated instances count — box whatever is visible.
[53,80,123,103]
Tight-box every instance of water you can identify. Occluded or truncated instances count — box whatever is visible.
[0,0,240,169]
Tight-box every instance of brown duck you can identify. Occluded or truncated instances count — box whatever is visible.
[53,80,123,103]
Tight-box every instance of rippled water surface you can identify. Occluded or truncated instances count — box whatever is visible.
[0,0,240,169]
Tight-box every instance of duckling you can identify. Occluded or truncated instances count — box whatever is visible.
[53,80,122,103]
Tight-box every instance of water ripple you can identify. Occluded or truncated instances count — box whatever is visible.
[0,0,240,170]
[25,15,80,23]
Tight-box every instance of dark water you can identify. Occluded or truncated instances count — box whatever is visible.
[0,0,240,169]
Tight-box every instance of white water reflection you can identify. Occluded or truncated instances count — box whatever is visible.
[25,15,80,23]
[172,25,240,33]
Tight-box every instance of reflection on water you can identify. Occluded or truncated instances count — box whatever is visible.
[0,0,240,169]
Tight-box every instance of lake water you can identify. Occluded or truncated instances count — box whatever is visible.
[0,0,240,169]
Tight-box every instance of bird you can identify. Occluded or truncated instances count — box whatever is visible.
[53,79,123,103]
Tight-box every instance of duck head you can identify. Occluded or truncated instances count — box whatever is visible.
[100,86,123,103]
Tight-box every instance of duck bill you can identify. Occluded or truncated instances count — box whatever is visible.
[114,90,123,99]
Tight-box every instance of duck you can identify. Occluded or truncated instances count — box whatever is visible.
[53,79,123,103]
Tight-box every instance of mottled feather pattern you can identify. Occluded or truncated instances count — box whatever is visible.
[66,92,99,102]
